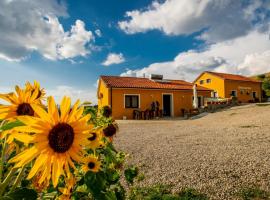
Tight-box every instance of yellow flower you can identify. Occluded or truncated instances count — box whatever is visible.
[58,176,76,200]
[82,155,101,173]
[9,96,91,187]
[25,81,45,100]
[86,129,104,149]
[0,85,41,120]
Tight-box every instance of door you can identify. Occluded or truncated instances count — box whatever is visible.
[198,96,202,107]
[163,94,171,116]
[252,92,256,99]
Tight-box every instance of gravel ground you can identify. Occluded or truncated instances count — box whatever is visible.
[114,104,270,200]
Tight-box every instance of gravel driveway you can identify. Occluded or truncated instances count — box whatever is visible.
[114,104,270,199]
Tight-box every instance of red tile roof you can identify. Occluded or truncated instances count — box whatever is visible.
[100,76,211,91]
[205,71,261,82]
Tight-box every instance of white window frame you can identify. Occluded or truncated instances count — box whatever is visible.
[162,93,174,117]
[124,94,140,109]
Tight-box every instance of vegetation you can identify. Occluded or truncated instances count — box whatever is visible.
[0,82,137,200]
[239,187,270,200]
[256,73,270,97]
[129,185,208,200]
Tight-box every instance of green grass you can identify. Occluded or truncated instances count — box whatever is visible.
[136,173,145,182]
[239,187,270,200]
[129,185,208,200]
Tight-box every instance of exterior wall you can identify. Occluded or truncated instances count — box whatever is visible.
[97,79,111,109]
[111,88,211,119]
[224,80,262,103]
[195,73,225,98]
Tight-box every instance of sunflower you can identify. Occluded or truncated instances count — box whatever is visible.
[9,96,92,187]
[102,122,118,140]
[25,80,45,100]
[58,176,76,200]
[0,85,41,120]
[86,129,104,149]
[82,155,101,173]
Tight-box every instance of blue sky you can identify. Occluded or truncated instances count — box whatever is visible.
[0,0,270,103]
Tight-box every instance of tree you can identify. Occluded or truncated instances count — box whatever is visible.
[262,78,270,97]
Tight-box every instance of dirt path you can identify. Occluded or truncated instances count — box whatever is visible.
[114,104,270,199]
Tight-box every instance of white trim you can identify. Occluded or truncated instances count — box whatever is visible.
[162,93,174,117]
[123,94,140,109]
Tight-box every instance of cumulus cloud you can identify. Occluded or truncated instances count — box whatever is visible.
[119,0,270,42]
[0,0,94,62]
[121,30,270,81]
[102,53,125,66]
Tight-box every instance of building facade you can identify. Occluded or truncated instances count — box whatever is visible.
[97,76,212,119]
[194,71,262,103]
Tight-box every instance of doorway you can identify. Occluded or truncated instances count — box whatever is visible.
[162,94,172,117]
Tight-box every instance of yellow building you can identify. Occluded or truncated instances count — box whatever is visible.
[97,75,212,119]
[194,71,262,103]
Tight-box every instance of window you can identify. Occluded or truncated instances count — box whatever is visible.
[199,80,204,84]
[206,79,211,83]
[125,95,139,108]
[231,90,237,97]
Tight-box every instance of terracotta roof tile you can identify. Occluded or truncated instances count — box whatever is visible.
[100,76,211,91]
[206,71,261,82]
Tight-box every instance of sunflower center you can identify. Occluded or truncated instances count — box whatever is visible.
[16,103,34,116]
[48,123,74,153]
[103,124,117,137]
[88,162,95,169]
[88,132,97,141]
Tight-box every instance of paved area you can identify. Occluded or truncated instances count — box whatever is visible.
[114,104,270,199]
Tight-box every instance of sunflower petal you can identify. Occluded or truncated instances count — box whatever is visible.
[48,96,59,124]
[27,153,48,179]
[60,96,71,122]
[31,104,53,124]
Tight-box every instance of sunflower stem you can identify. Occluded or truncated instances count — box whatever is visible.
[0,136,7,182]
[10,165,25,192]
[0,167,17,196]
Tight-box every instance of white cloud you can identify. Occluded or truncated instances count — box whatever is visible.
[0,0,94,62]
[119,0,269,42]
[46,85,97,104]
[121,30,270,81]
[95,29,102,37]
[102,53,125,66]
